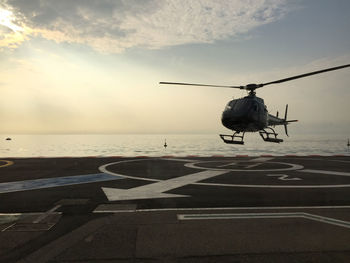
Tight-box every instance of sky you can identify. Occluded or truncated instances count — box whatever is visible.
[0,0,349,135]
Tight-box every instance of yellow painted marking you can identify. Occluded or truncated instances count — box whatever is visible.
[0,160,14,168]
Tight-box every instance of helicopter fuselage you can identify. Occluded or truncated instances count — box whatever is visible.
[221,95,268,132]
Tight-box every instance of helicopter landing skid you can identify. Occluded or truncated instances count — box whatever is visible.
[219,132,245,145]
[259,128,283,143]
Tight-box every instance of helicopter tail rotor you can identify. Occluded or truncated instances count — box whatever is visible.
[283,104,298,137]
[284,104,289,136]
[284,123,289,137]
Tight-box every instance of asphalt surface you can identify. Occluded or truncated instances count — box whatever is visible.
[1,156,350,262]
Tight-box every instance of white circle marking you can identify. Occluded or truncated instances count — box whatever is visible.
[99,158,350,189]
[184,161,304,172]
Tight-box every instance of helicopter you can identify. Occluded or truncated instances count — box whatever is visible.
[160,64,350,144]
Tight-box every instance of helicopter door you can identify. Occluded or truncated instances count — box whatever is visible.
[251,102,259,122]
[253,103,258,112]
[260,104,268,126]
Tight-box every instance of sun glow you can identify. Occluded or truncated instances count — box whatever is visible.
[0,8,23,32]
[0,8,32,48]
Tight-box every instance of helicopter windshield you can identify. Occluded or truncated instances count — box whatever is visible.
[225,99,254,111]
[225,100,236,110]
[236,99,253,110]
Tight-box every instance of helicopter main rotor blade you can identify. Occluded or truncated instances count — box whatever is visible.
[260,64,350,87]
[159,82,243,89]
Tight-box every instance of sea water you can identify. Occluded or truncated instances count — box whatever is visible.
[0,134,349,157]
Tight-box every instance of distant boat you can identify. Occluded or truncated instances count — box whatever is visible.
[6,137,11,141]
[164,139,167,148]
[348,139,350,147]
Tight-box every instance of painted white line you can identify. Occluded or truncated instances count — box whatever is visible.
[99,157,199,183]
[245,163,264,169]
[218,158,274,168]
[249,157,275,162]
[304,213,350,229]
[178,212,299,220]
[177,212,350,229]
[267,174,302,181]
[194,182,350,188]
[0,213,22,216]
[102,170,229,201]
[298,169,350,177]
[2,223,16,232]
[0,214,22,226]
[161,158,197,162]
[184,161,304,172]
[330,160,350,164]
[218,162,237,167]
[93,205,350,213]
[94,209,137,213]
[33,205,61,224]
[245,158,275,168]
[99,159,159,182]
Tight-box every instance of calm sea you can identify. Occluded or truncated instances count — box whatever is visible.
[0,134,349,157]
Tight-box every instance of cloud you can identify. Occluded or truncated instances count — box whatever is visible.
[3,0,290,52]
[0,5,30,49]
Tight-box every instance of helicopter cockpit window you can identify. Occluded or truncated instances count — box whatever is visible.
[225,100,236,110]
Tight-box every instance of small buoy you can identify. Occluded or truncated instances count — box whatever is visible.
[347,139,350,148]
[164,139,167,148]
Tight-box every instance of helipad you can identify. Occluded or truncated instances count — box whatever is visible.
[0,156,350,262]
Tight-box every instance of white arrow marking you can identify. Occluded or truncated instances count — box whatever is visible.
[102,170,228,201]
